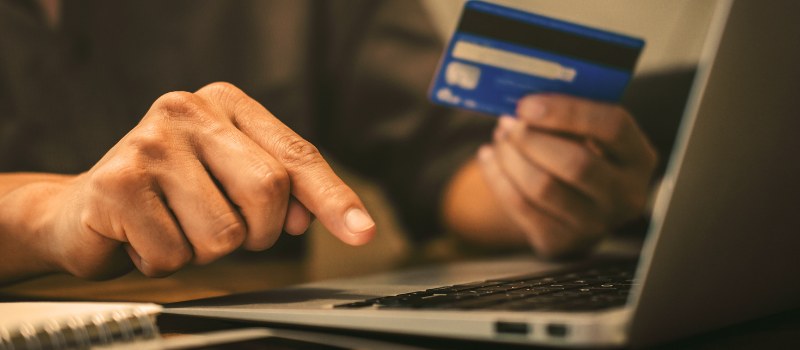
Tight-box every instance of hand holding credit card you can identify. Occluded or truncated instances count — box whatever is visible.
[429,1,645,116]
[436,1,657,257]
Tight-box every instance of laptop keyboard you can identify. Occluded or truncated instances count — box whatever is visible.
[334,261,638,312]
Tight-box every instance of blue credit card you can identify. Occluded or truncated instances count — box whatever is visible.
[429,1,645,116]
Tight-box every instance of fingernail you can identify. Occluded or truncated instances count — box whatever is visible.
[494,116,515,141]
[498,116,517,130]
[477,145,493,162]
[519,97,547,120]
[345,208,375,234]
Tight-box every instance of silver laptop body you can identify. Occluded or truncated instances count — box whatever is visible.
[167,1,800,347]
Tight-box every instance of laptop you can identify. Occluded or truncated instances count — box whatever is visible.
[165,1,800,347]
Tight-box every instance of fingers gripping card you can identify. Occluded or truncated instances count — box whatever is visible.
[429,1,645,116]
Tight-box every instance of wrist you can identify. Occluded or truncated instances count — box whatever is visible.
[0,174,76,283]
[441,159,527,246]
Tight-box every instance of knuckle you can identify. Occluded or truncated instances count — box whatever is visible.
[244,164,290,206]
[151,90,220,129]
[146,249,192,277]
[198,81,242,97]
[90,158,149,197]
[196,82,248,111]
[128,125,175,161]
[316,181,353,206]
[277,134,322,168]
[197,82,255,120]
[206,213,247,256]
[154,91,200,120]
[163,251,193,273]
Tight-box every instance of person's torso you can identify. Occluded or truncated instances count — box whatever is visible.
[0,0,319,173]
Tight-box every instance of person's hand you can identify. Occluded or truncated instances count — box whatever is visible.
[477,94,657,257]
[43,82,376,279]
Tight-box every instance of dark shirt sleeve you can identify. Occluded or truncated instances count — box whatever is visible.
[314,0,495,244]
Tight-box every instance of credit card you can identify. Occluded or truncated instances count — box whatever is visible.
[429,1,645,116]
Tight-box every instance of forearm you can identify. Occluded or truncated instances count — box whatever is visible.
[441,159,528,246]
[0,173,73,285]
[0,173,74,196]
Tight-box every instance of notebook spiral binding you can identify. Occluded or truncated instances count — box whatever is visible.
[0,306,158,350]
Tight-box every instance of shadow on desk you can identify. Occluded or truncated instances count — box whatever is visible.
[0,259,308,303]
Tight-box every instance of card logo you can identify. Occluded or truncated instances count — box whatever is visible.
[445,61,482,90]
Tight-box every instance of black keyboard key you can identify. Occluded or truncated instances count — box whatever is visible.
[450,291,493,297]
[428,286,476,293]
[505,287,565,296]
[464,289,497,295]
[450,281,504,289]
[474,286,519,292]
[406,295,475,308]
[546,283,589,290]
[503,281,550,288]
[445,293,528,309]
[485,274,550,283]
[598,283,637,290]
[374,293,433,306]
[334,301,373,309]
[385,294,482,309]
[570,278,613,284]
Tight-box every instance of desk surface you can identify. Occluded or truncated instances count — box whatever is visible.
[0,255,308,304]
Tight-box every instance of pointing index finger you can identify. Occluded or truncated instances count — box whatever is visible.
[195,82,375,246]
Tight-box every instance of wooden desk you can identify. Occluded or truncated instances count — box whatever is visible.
[0,257,308,303]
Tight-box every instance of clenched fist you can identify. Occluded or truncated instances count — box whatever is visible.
[8,82,375,281]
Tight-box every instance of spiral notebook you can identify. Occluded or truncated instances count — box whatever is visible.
[0,302,428,350]
[0,302,162,349]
